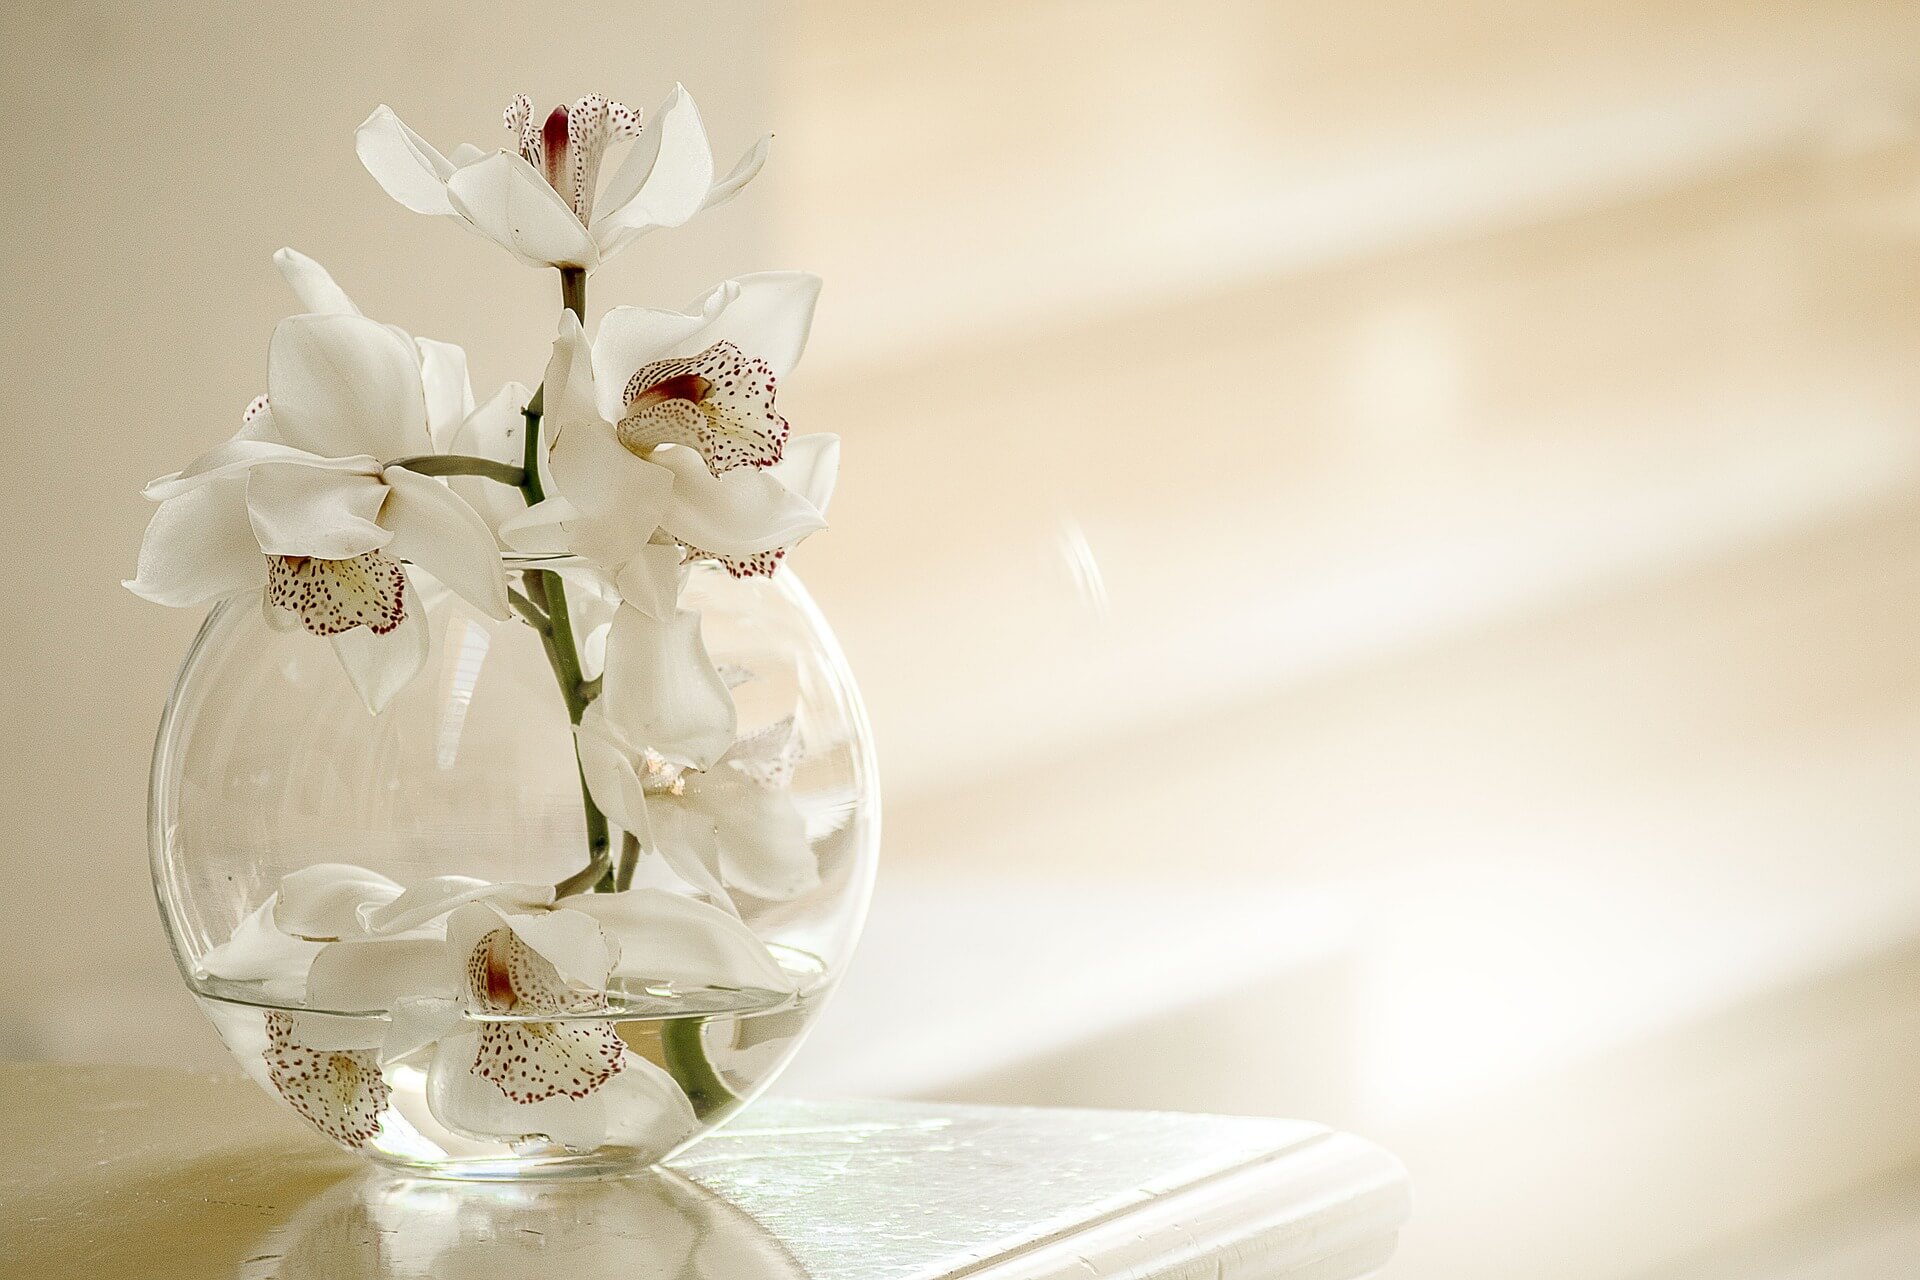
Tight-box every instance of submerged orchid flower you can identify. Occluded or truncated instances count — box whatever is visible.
[578,707,819,909]
[356,88,767,271]
[505,276,837,594]
[126,253,512,713]
[201,864,794,1154]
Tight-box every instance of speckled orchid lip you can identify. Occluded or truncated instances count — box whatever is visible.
[265,1011,391,1148]
[616,340,788,476]
[504,93,643,226]
[465,924,627,1106]
[266,550,407,636]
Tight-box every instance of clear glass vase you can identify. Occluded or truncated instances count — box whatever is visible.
[147,556,879,1179]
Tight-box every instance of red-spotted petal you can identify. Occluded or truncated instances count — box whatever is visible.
[266,550,407,637]
[264,1011,391,1148]
[622,341,787,474]
[507,94,644,225]
[617,397,706,456]
[464,925,625,1104]
[472,1018,627,1105]
[684,544,786,579]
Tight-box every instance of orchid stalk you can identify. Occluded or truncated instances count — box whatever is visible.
[515,267,615,895]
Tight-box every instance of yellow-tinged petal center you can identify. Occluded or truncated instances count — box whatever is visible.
[266,550,407,637]
[264,1011,391,1148]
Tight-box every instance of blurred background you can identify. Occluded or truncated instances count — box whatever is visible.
[6,1,1920,1276]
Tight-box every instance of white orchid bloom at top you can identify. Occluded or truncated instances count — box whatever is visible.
[201,862,793,1154]
[505,274,838,598]
[126,252,512,712]
[355,88,768,271]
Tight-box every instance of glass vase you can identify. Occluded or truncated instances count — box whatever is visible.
[147,556,879,1179]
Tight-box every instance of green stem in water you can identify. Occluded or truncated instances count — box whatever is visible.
[661,1018,737,1118]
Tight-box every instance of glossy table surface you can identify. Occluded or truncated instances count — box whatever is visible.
[0,1061,1406,1279]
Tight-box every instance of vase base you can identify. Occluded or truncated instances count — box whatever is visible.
[366,1150,659,1181]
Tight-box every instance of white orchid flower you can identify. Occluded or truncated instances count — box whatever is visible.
[578,709,819,910]
[568,602,745,909]
[505,275,837,594]
[355,88,768,272]
[126,254,513,713]
[201,863,793,1153]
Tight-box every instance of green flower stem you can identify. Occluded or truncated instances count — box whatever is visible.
[389,454,526,486]
[661,1017,738,1118]
[515,269,610,893]
[521,568,611,886]
[522,264,733,1107]
[615,831,640,892]
[552,848,613,898]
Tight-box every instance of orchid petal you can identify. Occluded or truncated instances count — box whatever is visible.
[426,1029,610,1150]
[689,272,821,380]
[360,875,554,937]
[538,311,680,528]
[614,543,685,620]
[655,446,825,557]
[273,247,362,316]
[684,770,818,901]
[545,309,599,427]
[355,106,459,217]
[245,464,392,558]
[446,150,599,270]
[575,706,654,841]
[124,478,267,608]
[549,419,675,524]
[380,465,511,620]
[416,338,476,452]
[145,439,376,502]
[594,85,714,251]
[589,299,718,423]
[273,864,404,940]
[600,605,736,770]
[557,888,794,993]
[497,496,578,554]
[494,906,616,993]
[703,136,771,210]
[447,382,531,542]
[236,399,284,444]
[267,1011,391,1146]
[440,904,604,1013]
[385,995,465,1062]
[305,937,459,1012]
[268,313,432,461]
[595,1053,701,1158]
[197,896,324,1000]
[592,274,820,426]
[330,582,430,714]
[770,433,840,518]
[646,800,735,911]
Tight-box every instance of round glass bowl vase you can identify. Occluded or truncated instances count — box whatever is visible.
[148,557,879,1179]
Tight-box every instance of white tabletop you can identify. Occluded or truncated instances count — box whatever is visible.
[0,1062,1407,1279]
